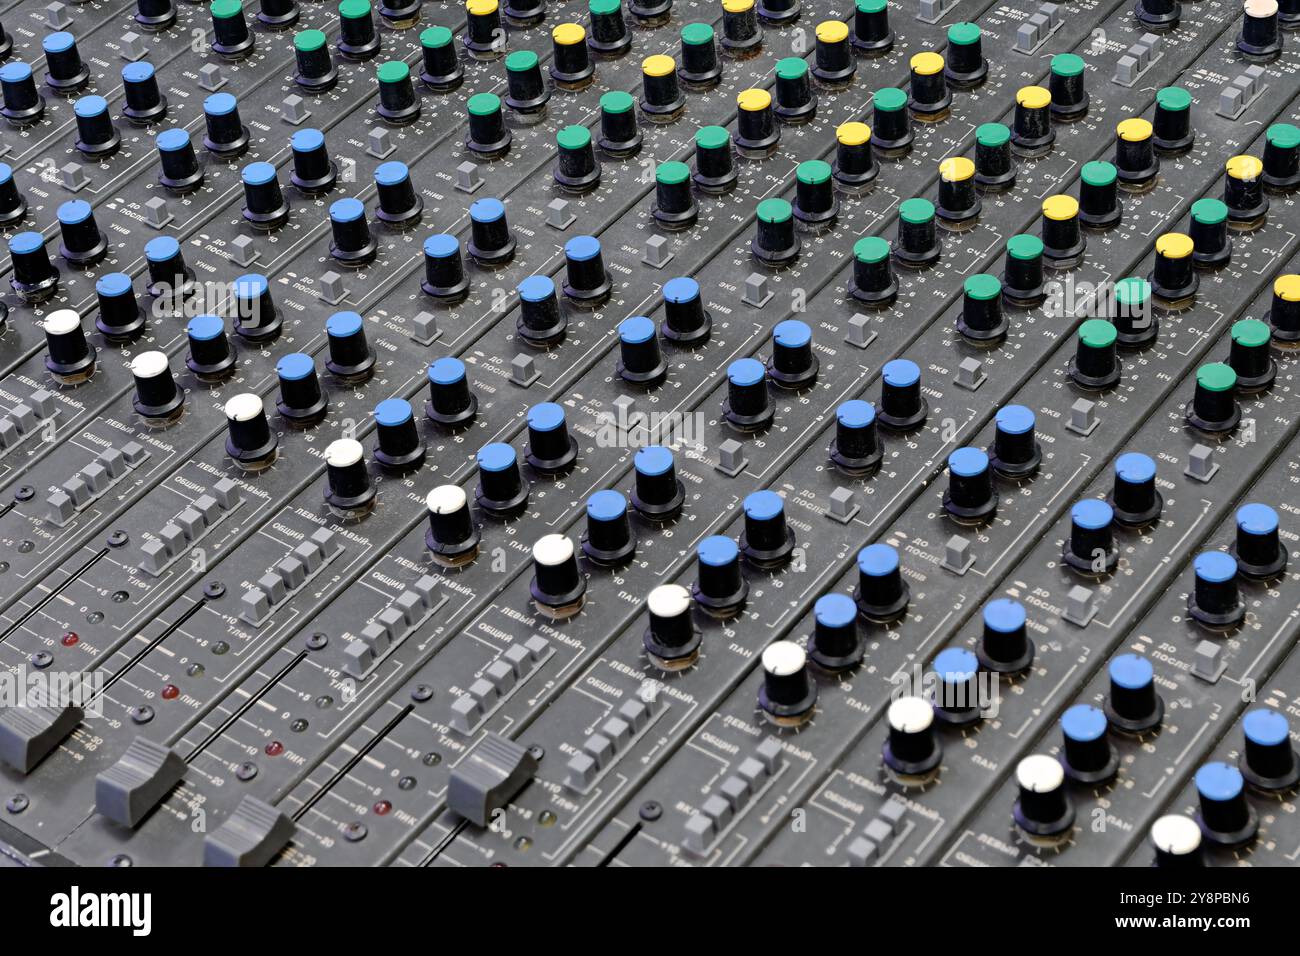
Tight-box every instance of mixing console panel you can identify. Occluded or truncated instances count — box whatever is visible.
[0,0,1296,871]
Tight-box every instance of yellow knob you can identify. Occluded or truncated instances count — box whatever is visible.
[1017,86,1051,110]
[1226,155,1264,180]
[940,156,975,182]
[1042,195,1079,220]
[722,0,753,10]
[737,88,771,111]
[642,54,676,78]
[1275,274,1300,302]
[837,122,871,147]
[911,52,945,76]
[466,0,497,15]
[552,22,585,45]
[1155,233,1194,259]
[816,20,849,43]
[1116,118,1153,142]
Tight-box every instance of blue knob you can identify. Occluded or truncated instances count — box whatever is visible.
[1110,451,1160,525]
[740,489,794,567]
[1060,703,1117,783]
[518,274,565,346]
[325,310,375,381]
[1064,498,1117,574]
[467,197,515,265]
[122,61,167,125]
[583,489,636,566]
[73,94,120,157]
[231,272,279,341]
[1105,653,1162,733]
[202,91,248,155]
[374,160,421,227]
[425,356,477,426]
[563,235,610,305]
[618,315,666,385]
[990,404,1040,477]
[931,647,981,725]
[156,128,203,192]
[329,197,377,265]
[1241,708,1299,791]
[94,272,144,341]
[944,447,997,522]
[662,275,710,345]
[422,234,470,303]
[855,542,908,622]
[1233,502,1285,578]
[56,199,107,266]
[289,128,336,193]
[724,357,772,431]
[0,61,43,125]
[693,535,747,616]
[979,597,1032,672]
[810,592,862,670]
[1188,551,1244,628]
[632,445,684,521]
[1194,762,1257,846]
[372,398,424,471]
[831,399,881,474]
[525,401,577,474]
[476,442,528,517]
[186,314,235,380]
[877,358,926,430]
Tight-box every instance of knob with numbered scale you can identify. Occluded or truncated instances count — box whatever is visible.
[642,584,700,670]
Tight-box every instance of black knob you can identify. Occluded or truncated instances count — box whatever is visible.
[679,22,721,87]
[241,161,289,230]
[476,442,529,516]
[1240,709,1300,791]
[582,490,636,566]
[374,161,422,227]
[1187,551,1245,628]
[290,128,336,194]
[1186,362,1240,434]
[136,0,176,30]
[555,125,600,193]
[505,49,549,113]
[517,275,566,346]
[0,162,26,225]
[1153,86,1194,153]
[812,19,854,88]
[739,490,795,568]
[551,23,593,87]
[774,57,815,123]
[661,275,711,345]
[1078,160,1120,228]
[617,316,667,385]
[1012,85,1053,154]
[73,95,120,157]
[376,60,419,124]
[759,641,817,725]
[185,314,235,380]
[736,88,778,157]
[1194,762,1258,846]
[1225,154,1269,225]
[465,92,510,159]
[588,0,631,57]
[931,648,981,725]
[1109,452,1161,526]
[724,358,771,432]
[877,358,926,430]
[871,87,912,153]
[0,22,8,59]
[1136,0,1179,29]
[1152,815,1204,867]
[757,0,797,23]
[852,0,893,53]
[908,51,949,115]
[259,0,299,28]
[834,121,877,191]
[230,274,274,340]
[1012,755,1075,838]
[56,199,108,267]
[721,0,760,56]
[1150,232,1197,302]
[1232,502,1286,578]
[425,485,479,565]
[598,89,641,155]
[1190,196,1232,267]
[1238,0,1282,59]
[121,61,166,125]
[156,128,203,192]
[943,447,997,522]
[653,160,696,229]
[420,27,463,91]
[945,22,986,86]
[692,536,747,617]
[328,198,377,266]
[525,402,578,475]
[848,236,896,306]
[0,61,42,125]
[1048,53,1088,119]
[95,273,144,341]
[793,159,838,226]
[1110,276,1155,348]
[882,697,941,776]
[1041,195,1085,266]
[426,357,478,426]
[325,310,375,381]
[1115,118,1158,187]
[809,593,863,671]
[43,310,95,382]
[1263,122,1300,190]
[1002,234,1045,305]
[530,535,586,620]
[956,273,1005,342]
[895,198,940,267]
[643,584,701,669]
[563,235,610,306]
[1105,653,1162,732]
[8,231,59,301]
[980,598,1033,674]
[767,319,817,388]
[467,197,515,264]
[131,351,183,422]
[43,31,88,92]
[323,438,375,516]
[1063,498,1118,574]
[855,543,908,622]
[830,400,881,475]
[463,0,502,56]
[693,125,736,192]
[752,198,799,268]
[224,393,278,470]
[372,398,425,472]
[631,445,684,521]
[989,404,1040,477]
[338,0,380,60]
[640,54,683,120]
[210,0,255,59]
[275,352,328,426]
[1269,274,1300,342]
[1060,704,1118,784]
[1070,319,1120,388]
[377,0,420,27]
[974,122,1014,190]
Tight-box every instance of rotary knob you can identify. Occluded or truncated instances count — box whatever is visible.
[1185,362,1240,434]
[376,61,419,124]
[876,358,927,431]
[1240,709,1300,791]
[43,31,89,92]
[653,161,696,230]
[43,310,95,383]
[1152,815,1204,867]
[643,584,700,670]
[871,87,912,154]
[130,351,183,423]
[1048,53,1088,119]
[978,598,1033,673]
[0,62,42,126]
[421,26,463,91]
[465,92,511,159]
[1232,502,1287,578]
[767,319,817,389]
[956,273,1005,342]
[1224,154,1268,226]
[945,22,986,87]
[242,162,289,230]
[1136,0,1180,29]
[504,49,548,114]
[679,22,721,87]
[588,0,631,56]
[136,0,176,30]
[1105,653,1163,733]
[9,231,59,302]
[1078,161,1120,229]
[830,399,881,475]
[852,0,893,53]
[894,198,940,268]
[555,126,600,194]
[599,90,640,156]
[1150,233,1197,302]
[73,95,120,158]
[640,55,684,122]
[294,29,337,92]
[425,485,479,566]
[476,442,529,517]
[1002,234,1046,306]
[739,490,795,568]
[517,275,565,347]
[882,697,941,777]
[338,0,381,60]
[551,24,593,88]
[854,543,908,622]
[275,353,327,427]
[467,197,516,265]
[813,20,854,88]
[156,128,203,192]
[422,234,470,304]
[525,402,578,475]
[693,125,736,193]
[943,448,997,523]
[721,0,760,56]
[1194,762,1258,846]
[692,536,747,617]
[95,273,145,342]
[908,52,949,116]
[1012,86,1053,155]
[0,163,26,225]
[1263,122,1300,190]
[1191,199,1231,269]
[374,161,422,228]
[631,445,684,521]
[775,57,815,123]
[931,648,980,726]
[724,358,773,432]
[1040,195,1085,267]
[563,235,610,306]
[1187,551,1245,628]
[290,128,337,194]
[974,122,1014,190]
[809,593,863,671]
[793,160,837,227]
[1063,498,1118,574]
[323,438,375,517]
[530,534,586,620]
[1069,319,1120,389]
[834,122,878,192]
[1059,704,1118,783]
[1269,274,1300,342]
[989,404,1040,478]
[736,89,778,157]
[325,311,375,382]
[759,641,817,726]
[1238,0,1283,60]
[224,393,277,470]
[936,157,980,228]
[1013,755,1075,838]
[426,356,477,426]
[582,489,636,566]
[1153,87,1194,153]
[372,398,424,472]
[206,95,253,156]
[259,0,297,30]
[1109,452,1161,526]
[848,236,896,307]
[231,273,278,340]
[617,316,667,385]
[210,0,255,59]
[661,276,710,346]
[186,315,235,381]
[1112,276,1156,348]
[56,199,108,267]
[122,61,167,125]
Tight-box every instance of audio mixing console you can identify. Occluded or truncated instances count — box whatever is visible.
[0,0,1296,873]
